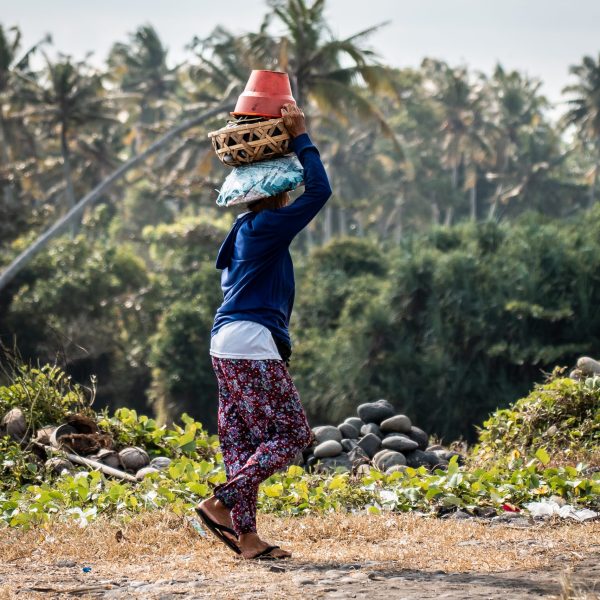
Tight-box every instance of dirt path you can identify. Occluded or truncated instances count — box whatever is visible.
[1,513,598,599]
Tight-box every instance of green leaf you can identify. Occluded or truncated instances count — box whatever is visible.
[535,448,550,465]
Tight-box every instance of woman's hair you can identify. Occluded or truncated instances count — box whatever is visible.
[248,191,290,213]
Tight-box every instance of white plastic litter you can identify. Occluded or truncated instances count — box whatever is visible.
[525,500,598,521]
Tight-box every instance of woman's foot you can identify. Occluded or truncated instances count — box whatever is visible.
[197,496,237,545]
[238,532,292,559]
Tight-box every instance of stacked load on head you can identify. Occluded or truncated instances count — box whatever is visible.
[209,70,303,207]
[209,70,296,167]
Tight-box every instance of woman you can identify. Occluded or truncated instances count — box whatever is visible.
[197,104,332,560]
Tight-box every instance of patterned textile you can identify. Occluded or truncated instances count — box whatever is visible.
[211,356,312,534]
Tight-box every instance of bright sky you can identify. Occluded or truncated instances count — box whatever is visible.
[4,0,600,111]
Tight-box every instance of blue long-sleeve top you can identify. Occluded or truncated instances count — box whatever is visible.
[211,133,332,348]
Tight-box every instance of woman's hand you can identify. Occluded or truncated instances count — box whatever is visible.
[281,103,307,138]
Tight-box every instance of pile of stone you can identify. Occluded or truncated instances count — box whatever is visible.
[301,399,462,475]
[0,408,171,481]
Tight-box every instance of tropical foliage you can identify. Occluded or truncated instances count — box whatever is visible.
[0,364,598,529]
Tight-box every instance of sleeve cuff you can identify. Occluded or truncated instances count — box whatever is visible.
[290,132,317,157]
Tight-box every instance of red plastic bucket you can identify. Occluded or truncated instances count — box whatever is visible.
[232,70,296,118]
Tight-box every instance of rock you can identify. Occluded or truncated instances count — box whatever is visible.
[338,423,359,439]
[313,440,343,458]
[357,400,395,425]
[404,449,430,468]
[407,426,429,450]
[577,356,600,376]
[150,456,172,470]
[290,451,304,466]
[355,463,372,476]
[90,449,121,470]
[135,466,159,480]
[569,369,583,381]
[343,417,364,432]
[373,449,406,471]
[1,408,27,442]
[45,457,73,475]
[305,455,319,470]
[546,425,558,436]
[347,446,370,467]
[55,559,77,568]
[426,444,444,452]
[380,415,412,434]
[119,446,150,472]
[385,465,407,475]
[435,450,464,464]
[357,433,381,458]
[312,425,342,444]
[381,434,419,453]
[313,453,352,473]
[341,438,359,452]
[33,426,55,446]
[360,423,383,438]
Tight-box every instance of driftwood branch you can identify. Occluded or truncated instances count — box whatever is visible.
[37,443,137,482]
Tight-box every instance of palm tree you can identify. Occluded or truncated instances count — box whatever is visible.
[21,55,115,233]
[424,60,493,222]
[0,97,236,293]
[562,53,600,206]
[0,25,50,209]
[108,25,180,149]
[487,65,549,218]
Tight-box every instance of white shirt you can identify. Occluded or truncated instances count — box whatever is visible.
[210,320,282,360]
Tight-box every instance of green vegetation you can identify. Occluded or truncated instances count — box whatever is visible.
[0,364,598,529]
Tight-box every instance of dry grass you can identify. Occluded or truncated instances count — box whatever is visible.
[0,512,598,599]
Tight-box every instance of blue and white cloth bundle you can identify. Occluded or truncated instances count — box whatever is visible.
[216,155,304,207]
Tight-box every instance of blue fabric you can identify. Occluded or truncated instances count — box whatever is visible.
[216,155,304,207]
[212,133,332,348]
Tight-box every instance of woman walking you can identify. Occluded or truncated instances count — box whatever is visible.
[197,104,332,560]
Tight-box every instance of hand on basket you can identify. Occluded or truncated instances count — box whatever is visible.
[281,103,307,138]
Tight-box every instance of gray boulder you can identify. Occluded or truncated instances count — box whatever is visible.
[150,456,172,470]
[135,466,159,480]
[404,449,444,469]
[119,447,150,472]
[344,417,364,431]
[381,434,419,453]
[348,446,370,467]
[312,425,342,444]
[1,408,27,442]
[385,464,407,475]
[380,414,412,434]
[357,400,395,425]
[360,423,383,438]
[577,356,600,376]
[313,453,352,473]
[357,433,381,458]
[407,426,429,450]
[341,438,359,453]
[338,423,359,439]
[373,449,406,471]
[313,440,343,458]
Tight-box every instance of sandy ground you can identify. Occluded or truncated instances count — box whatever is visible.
[0,512,598,599]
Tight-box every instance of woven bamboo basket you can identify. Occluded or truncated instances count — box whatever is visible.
[208,117,291,167]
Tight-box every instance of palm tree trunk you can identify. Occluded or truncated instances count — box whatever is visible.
[590,161,599,208]
[0,100,235,293]
[0,110,15,207]
[323,204,333,243]
[469,184,477,221]
[339,207,347,237]
[60,122,78,236]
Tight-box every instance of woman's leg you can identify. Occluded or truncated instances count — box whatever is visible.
[198,358,258,544]
[213,359,312,536]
